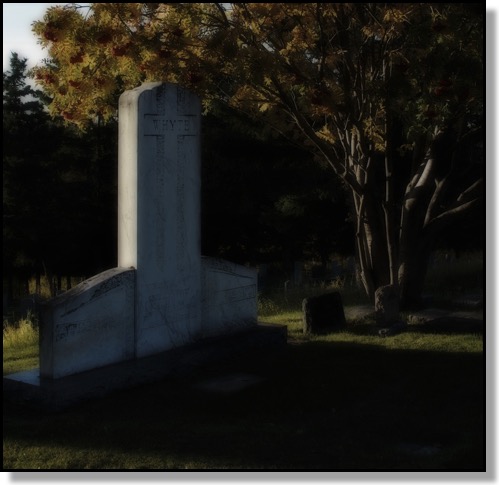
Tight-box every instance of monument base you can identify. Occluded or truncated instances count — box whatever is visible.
[3,323,286,412]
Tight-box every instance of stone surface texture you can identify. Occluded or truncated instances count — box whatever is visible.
[40,268,135,378]
[201,257,257,337]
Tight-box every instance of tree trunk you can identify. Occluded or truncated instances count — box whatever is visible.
[355,203,433,309]
[352,190,391,303]
[394,143,437,309]
[350,161,434,309]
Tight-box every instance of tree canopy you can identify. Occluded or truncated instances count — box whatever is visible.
[3,51,352,297]
[31,3,484,307]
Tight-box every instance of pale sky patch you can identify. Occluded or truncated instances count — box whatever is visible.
[3,3,68,71]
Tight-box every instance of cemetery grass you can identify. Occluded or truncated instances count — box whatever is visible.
[3,315,39,376]
[3,311,483,470]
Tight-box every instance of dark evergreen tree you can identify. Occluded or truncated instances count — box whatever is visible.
[3,53,118,298]
[3,53,53,294]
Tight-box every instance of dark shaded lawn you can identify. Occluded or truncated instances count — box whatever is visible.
[3,333,484,470]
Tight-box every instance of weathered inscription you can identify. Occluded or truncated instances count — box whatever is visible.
[55,319,119,342]
[144,115,195,135]
[224,285,257,303]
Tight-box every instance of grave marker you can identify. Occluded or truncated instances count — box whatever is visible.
[4,82,285,409]
[119,82,202,357]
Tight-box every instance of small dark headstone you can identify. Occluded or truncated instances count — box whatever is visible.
[302,292,346,334]
[375,285,400,325]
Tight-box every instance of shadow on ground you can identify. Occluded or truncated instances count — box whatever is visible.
[3,335,484,470]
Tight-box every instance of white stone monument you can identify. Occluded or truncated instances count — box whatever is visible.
[119,82,202,357]
[38,82,260,378]
[4,83,285,408]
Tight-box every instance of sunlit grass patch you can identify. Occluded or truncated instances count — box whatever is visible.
[317,328,483,353]
[3,313,38,349]
[3,312,39,375]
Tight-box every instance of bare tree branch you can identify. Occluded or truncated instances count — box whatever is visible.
[424,198,481,234]
[457,178,483,203]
